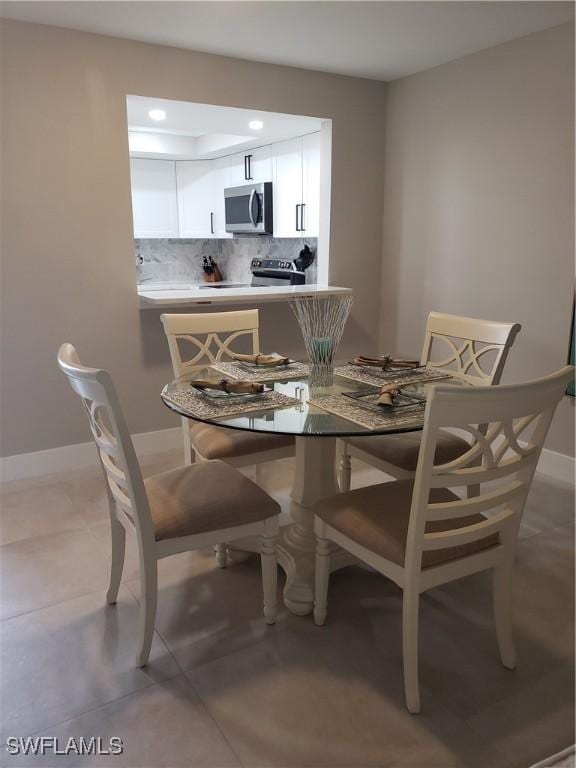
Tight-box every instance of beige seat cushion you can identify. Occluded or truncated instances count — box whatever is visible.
[316,479,498,569]
[190,423,294,461]
[145,460,280,542]
[346,431,469,472]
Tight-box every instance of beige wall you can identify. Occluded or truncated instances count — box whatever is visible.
[0,20,387,456]
[379,23,575,457]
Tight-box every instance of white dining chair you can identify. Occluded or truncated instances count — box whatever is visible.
[339,312,522,492]
[161,310,295,474]
[315,366,573,713]
[58,343,280,667]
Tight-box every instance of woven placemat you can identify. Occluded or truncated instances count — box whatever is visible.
[211,360,310,382]
[163,388,301,420]
[309,393,426,431]
[334,364,453,388]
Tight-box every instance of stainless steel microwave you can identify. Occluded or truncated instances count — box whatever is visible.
[224,182,273,235]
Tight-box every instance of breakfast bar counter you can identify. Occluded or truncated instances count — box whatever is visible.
[138,283,352,308]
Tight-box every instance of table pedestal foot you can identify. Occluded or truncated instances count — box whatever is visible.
[279,436,339,616]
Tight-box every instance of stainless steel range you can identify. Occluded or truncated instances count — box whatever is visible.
[250,258,306,287]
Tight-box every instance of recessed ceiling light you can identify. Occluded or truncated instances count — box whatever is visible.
[249,120,263,130]
[148,109,166,121]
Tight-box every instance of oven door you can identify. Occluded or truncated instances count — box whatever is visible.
[224,182,272,234]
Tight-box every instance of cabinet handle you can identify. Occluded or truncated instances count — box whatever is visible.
[300,203,306,231]
[210,212,214,235]
[246,154,253,180]
[295,204,301,231]
[244,155,248,180]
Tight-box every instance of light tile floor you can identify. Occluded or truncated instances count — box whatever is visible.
[1,452,573,767]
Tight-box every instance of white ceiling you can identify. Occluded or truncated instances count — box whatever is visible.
[1,1,573,81]
[127,96,322,139]
[126,96,323,158]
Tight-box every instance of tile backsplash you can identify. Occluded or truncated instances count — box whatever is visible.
[135,237,318,285]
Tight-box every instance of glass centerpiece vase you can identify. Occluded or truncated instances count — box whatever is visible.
[291,293,353,388]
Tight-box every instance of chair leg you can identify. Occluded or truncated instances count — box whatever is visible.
[261,521,278,625]
[493,559,516,669]
[136,554,158,667]
[314,533,331,626]
[402,588,421,714]
[106,514,126,605]
[182,420,195,465]
[339,446,352,492]
[215,544,228,568]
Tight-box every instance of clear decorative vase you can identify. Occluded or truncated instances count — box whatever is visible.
[291,294,353,389]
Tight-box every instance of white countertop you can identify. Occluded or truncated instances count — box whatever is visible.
[138,282,352,308]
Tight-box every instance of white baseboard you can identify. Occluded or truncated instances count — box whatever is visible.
[1,428,574,486]
[0,427,182,483]
[537,448,575,485]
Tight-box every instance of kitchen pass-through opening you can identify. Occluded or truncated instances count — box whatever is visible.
[126,96,332,291]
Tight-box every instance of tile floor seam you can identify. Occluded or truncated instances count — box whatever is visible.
[518,522,575,547]
[124,570,290,677]
[176,672,246,768]
[0,583,108,623]
[0,668,187,751]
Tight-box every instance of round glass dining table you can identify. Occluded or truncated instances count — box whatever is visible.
[161,366,430,616]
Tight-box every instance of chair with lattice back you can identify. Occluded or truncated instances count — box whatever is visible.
[161,310,295,474]
[58,343,280,668]
[316,366,573,713]
[339,312,522,492]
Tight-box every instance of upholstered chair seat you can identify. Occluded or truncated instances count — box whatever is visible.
[189,423,294,462]
[146,459,280,541]
[315,479,498,570]
[343,431,469,473]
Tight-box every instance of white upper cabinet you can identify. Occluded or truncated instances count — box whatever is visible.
[130,133,321,239]
[301,133,320,238]
[247,145,272,183]
[228,152,247,187]
[211,156,232,237]
[271,133,321,238]
[176,161,216,238]
[130,159,179,238]
[272,137,303,238]
[228,145,272,186]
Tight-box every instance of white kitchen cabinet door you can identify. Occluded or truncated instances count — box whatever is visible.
[212,156,232,237]
[228,145,272,186]
[302,132,321,238]
[246,145,272,183]
[272,137,303,238]
[130,159,179,238]
[228,152,249,186]
[176,161,216,238]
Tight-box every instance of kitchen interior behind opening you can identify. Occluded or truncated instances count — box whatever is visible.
[127,96,332,292]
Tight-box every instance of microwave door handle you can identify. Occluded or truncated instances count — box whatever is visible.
[248,189,257,227]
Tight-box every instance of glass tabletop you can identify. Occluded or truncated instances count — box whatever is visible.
[160,364,461,438]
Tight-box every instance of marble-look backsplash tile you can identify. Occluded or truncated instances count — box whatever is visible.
[135,237,318,285]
